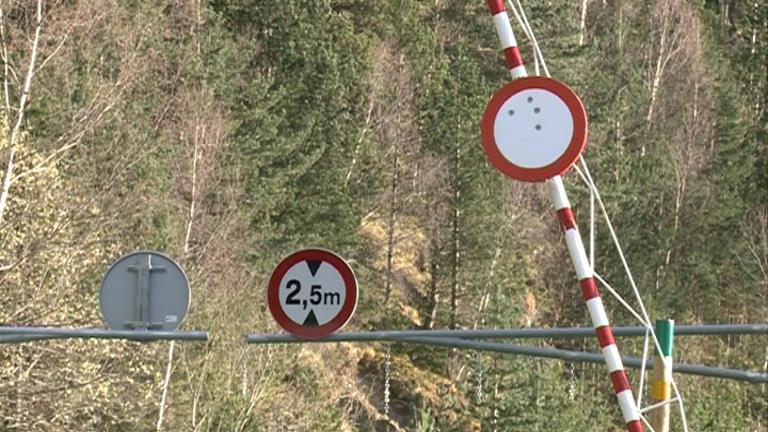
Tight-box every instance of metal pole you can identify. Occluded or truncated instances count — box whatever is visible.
[403,337,766,383]
[0,334,60,343]
[245,323,767,344]
[650,319,674,432]
[0,326,209,342]
[243,333,767,383]
[250,334,765,383]
[484,1,641,429]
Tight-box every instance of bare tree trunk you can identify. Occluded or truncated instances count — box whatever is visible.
[491,364,499,432]
[159,4,209,428]
[474,246,500,329]
[748,0,764,117]
[345,101,373,186]
[384,54,408,304]
[655,78,695,292]
[450,145,461,329]
[578,0,589,47]
[156,341,176,431]
[0,0,43,227]
[646,1,686,129]
[617,4,624,53]
[646,8,668,127]
[425,240,440,330]
[384,138,399,303]
[157,124,202,430]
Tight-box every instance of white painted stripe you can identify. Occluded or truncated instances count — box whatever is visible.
[547,176,570,209]
[492,12,517,49]
[602,344,624,372]
[616,389,641,422]
[663,355,673,381]
[565,229,592,279]
[586,297,610,328]
[509,65,527,79]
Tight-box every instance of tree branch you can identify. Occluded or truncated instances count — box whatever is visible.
[0,0,44,226]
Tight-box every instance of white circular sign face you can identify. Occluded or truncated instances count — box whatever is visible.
[268,249,358,338]
[494,88,574,169]
[277,260,347,326]
[481,77,588,182]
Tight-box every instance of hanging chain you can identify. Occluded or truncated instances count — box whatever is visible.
[475,352,485,404]
[491,373,499,432]
[384,345,392,421]
[567,362,576,401]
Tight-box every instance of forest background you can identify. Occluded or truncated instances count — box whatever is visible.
[0,0,766,431]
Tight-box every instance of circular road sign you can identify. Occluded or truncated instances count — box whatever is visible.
[100,251,191,331]
[268,248,358,339]
[481,76,588,182]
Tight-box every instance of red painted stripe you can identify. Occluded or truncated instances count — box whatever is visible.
[626,420,644,432]
[487,0,505,14]
[596,325,615,348]
[579,278,600,300]
[610,370,631,393]
[503,46,524,69]
[557,207,577,231]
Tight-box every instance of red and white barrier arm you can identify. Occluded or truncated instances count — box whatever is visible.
[487,0,527,79]
[485,2,643,431]
[550,177,643,432]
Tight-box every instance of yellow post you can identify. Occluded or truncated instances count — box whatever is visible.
[650,319,674,432]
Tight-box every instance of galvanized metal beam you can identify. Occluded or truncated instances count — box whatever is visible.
[402,337,767,384]
[246,323,767,344]
[245,324,768,384]
[0,326,209,342]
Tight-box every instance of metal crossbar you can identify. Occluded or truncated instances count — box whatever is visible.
[245,325,768,384]
[0,326,208,342]
[246,323,766,343]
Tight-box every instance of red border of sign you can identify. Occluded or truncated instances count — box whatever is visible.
[481,76,588,182]
[268,248,358,339]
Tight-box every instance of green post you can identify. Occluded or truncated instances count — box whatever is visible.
[656,319,674,357]
[651,319,674,432]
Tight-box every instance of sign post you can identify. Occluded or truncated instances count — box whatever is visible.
[650,319,675,432]
[267,248,358,339]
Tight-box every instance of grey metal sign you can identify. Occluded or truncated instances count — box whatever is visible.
[99,251,191,331]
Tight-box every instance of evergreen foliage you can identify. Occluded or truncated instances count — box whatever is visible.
[0,1,765,431]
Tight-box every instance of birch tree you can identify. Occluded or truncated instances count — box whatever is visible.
[0,0,43,226]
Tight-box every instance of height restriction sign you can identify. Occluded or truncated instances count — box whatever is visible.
[268,248,358,339]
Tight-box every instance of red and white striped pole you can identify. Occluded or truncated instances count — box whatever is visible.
[488,0,527,79]
[550,177,643,432]
[485,2,643,431]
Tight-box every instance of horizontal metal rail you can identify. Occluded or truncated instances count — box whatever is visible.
[246,323,767,344]
[402,337,767,384]
[245,325,768,384]
[0,326,209,342]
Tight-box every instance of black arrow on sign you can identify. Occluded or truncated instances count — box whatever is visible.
[303,309,319,326]
[306,260,322,277]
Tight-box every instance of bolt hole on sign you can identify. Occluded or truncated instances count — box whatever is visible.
[268,248,358,339]
[481,76,588,182]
